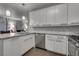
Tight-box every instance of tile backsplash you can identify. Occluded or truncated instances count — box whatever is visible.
[31,26,79,34]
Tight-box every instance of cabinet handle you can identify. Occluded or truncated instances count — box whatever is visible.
[55,40,63,42]
[24,37,33,41]
[57,36,65,39]
[49,39,55,41]
[11,37,18,40]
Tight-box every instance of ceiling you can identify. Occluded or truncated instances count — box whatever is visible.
[0,3,60,12]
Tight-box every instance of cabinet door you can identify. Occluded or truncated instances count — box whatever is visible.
[21,34,35,54]
[46,6,56,25]
[3,37,22,56]
[54,36,68,55]
[45,35,57,51]
[29,9,47,26]
[56,4,67,24]
[68,3,79,24]
[29,10,42,26]
[40,8,47,25]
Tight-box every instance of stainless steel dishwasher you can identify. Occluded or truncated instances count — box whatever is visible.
[35,33,45,49]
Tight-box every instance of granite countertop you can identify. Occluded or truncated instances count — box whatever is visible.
[0,32,33,39]
[0,31,79,40]
[30,31,79,36]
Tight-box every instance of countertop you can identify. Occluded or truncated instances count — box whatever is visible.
[0,32,34,39]
[30,31,79,36]
[0,31,79,40]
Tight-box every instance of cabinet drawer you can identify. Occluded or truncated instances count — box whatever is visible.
[46,35,67,42]
[46,35,57,39]
[21,34,34,40]
[57,36,68,42]
[24,37,33,41]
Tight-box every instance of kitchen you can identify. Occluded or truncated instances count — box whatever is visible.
[0,3,79,56]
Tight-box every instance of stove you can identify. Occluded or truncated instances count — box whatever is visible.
[68,35,79,56]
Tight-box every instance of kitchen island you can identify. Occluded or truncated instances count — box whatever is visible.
[0,32,35,56]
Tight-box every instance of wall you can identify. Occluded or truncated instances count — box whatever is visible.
[0,4,29,20]
[0,4,29,32]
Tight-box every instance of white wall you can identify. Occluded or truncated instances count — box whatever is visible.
[0,4,29,31]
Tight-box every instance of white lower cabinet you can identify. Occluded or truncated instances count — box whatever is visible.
[3,34,35,56]
[45,35,68,55]
[3,37,22,56]
[45,35,56,51]
[21,34,35,54]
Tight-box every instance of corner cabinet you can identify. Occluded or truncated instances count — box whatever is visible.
[45,35,68,55]
[0,34,35,56]
[68,3,79,24]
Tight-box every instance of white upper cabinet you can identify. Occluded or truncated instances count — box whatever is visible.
[29,8,47,26]
[56,4,67,25]
[29,3,68,26]
[29,10,42,26]
[46,6,56,25]
[29,6,56,26]
[68,3,79,24]
[46,4,67,25]
[40,8,47,25]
